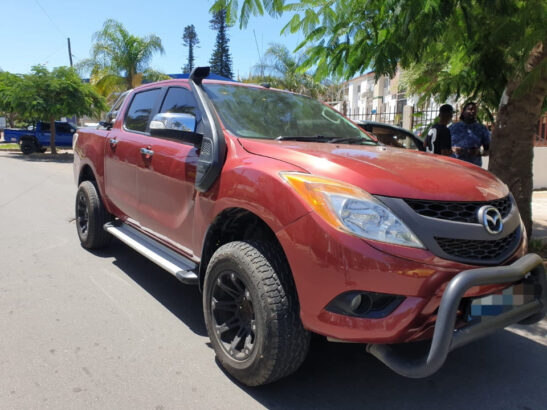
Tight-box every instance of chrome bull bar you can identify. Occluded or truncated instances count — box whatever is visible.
[366,253,547,378]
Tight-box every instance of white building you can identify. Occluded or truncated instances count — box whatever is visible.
[336,68,459,131]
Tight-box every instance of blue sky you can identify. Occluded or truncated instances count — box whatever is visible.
[0,0,303,78]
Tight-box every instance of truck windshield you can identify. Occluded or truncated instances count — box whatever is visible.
[204,83,377,144]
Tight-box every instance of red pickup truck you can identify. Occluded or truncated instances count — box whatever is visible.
[73,67,546,386]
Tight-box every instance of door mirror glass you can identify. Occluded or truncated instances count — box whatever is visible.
[150,112,196,133]
[149,113,202,146]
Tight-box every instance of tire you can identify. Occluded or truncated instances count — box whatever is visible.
[20,140,34,155]
[203,240,310,386]
[75,180,112,249]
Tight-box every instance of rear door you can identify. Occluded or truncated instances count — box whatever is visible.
[104,87,163,219]
[55,123,76,146]
[134,86,201,253]
[37,122,51,145]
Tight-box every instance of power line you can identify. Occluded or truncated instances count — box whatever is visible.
[41,45,65,65]
[33,0,66,38]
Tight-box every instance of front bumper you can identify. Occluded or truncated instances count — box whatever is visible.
[277,211,528,343]
[366,253,546,378]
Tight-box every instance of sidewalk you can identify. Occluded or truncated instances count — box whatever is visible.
[532,190,547,240]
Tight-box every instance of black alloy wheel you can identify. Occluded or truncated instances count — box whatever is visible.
[20,140,34,155]
[211,270,257,361]
[76,190,89,239]
[75,181,112,249]
[203,241,310,386]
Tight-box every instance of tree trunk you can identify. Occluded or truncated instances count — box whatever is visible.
[50,116,57,155]
[8,112,15,128]
[488,40,547,236]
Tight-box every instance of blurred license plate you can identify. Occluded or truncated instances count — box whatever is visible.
[470,282,536,317]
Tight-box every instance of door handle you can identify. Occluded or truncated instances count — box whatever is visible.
[140,147,154,158]
[109,138,118,147]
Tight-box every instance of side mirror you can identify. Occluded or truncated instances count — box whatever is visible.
[149,113,202,146]
[106,110,117,123]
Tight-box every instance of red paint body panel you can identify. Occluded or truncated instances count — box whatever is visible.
[239,138,508,201]
[74,78,524,344]
[277,212,525,343]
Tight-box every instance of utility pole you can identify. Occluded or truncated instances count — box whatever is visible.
[67,37,73,67]
[67,37,77,126]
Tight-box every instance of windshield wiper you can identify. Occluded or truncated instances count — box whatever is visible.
[276,135,333,142]
[276,135,377,145]
[328,137,377,145]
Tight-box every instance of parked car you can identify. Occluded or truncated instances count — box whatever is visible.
[73,67,546,386]
[357,120,425,151]
[4,121,77,154]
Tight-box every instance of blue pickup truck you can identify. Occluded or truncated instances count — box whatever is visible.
[4,121,77,154]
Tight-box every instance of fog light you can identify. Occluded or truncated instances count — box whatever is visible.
[326,291,404,318]
[350,293,372,315]
[350,294,362,311]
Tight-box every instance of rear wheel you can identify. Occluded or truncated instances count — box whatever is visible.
[20,140,34,155]
[75,181,111,249]
[203,241,310,386]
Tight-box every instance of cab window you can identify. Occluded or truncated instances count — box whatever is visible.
[160,87,200,122]
[124,88,162,133]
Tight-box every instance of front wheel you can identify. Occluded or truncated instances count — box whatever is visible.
[203,241,310,386]
[75,181,111,249]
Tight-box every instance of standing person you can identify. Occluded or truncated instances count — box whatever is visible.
[425,104,454,156]
[450,102,490,166]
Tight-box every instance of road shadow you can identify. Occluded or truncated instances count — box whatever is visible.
[90,238,207,337]
[234,331,547,409]
[3,152,74,163]
[86,238,546,409]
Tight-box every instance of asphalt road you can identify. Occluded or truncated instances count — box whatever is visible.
[1,152,546,410]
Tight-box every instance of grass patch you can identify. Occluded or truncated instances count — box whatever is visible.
[0,143,20,150]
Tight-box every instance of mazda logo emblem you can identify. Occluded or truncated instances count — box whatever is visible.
[477,205,503,234]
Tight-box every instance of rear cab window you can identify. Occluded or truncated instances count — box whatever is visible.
[124,88,162,133]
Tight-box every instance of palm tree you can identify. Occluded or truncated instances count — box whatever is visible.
[78,19,166,99]
[255,44,326,98]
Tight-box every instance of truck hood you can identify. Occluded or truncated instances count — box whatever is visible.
[238,138,508,201]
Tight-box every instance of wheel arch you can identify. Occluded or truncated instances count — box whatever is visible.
[20,134,38,144]
[76,162,113,214]
[198,207,294,292]
[78,164,97,185]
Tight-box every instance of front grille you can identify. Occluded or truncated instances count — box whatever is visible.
[405,196,512,223]
[435,228,519,261]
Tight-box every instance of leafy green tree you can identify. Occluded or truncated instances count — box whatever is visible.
[212,0,547,234]
[10,65,107,154]
[78,19,165,97]
[209,9,233,79]
[0,71,24,128]
[182,25,200,73]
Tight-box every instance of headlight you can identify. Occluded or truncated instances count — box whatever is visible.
[280,172,424,248]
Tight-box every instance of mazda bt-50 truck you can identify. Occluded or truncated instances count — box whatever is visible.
[73,67,546,386]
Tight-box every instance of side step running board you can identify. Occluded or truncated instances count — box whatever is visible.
[104,222,199,285]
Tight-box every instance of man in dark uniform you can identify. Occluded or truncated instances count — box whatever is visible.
[449,102,490,166]
[425,104,453,156]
